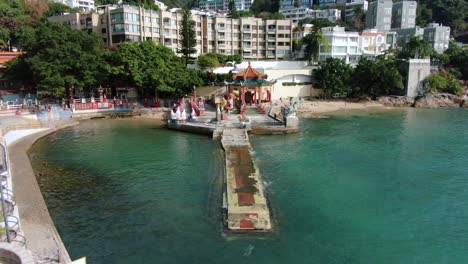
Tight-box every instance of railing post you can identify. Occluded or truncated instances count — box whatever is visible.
[0,145,11,243]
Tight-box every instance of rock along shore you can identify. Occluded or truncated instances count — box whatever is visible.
[379,93,467,108]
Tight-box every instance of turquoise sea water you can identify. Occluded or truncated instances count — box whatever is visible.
[30,109,468,263]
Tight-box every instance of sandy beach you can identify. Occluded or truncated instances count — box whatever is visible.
[297,99,392,117]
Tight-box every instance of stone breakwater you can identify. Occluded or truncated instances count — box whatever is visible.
[221,129,271,231]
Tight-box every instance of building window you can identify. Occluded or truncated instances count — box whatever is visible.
[111,13,124,22]
[112,24,124,33]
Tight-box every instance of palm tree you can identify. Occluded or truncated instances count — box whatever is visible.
[406,36,434,59]
[303,31,329,64]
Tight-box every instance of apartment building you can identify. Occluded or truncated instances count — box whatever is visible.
[198,0,253,11]
[345,0,368,22]
[423,23,450,53]
[54,0,95,11]
[319,26,360,64]
[391,1,417,29]
[365,0,392,31]
[48,5,294,59]
[280,7,342,23]
[205,16,293,59]
[198,0,228,11]
[395,23,450,54]
[280,0,312,9]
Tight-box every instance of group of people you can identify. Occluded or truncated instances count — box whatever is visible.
[170,96,206,122]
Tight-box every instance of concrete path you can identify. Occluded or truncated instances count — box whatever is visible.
[221,129,271,231]
[8,129,72,263]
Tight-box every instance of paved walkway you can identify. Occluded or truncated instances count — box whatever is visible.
[221,129,271,231]
[8,129,72,263]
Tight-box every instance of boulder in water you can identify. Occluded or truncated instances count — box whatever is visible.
[414,93,463,108]
[378,96,415,107]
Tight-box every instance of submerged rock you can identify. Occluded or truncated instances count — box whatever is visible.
[378,96,415,107]
[414,93,463,108]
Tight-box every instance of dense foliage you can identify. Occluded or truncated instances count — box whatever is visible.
[6,23,106,97]
[314,56,407,99]
[197,53,241,70]
[314,58,353,97]
[399,36,434,59]
[416,0,467,38]
[351,57,404,98]
[424,71,463,96]
[442,45,468,80]
[302,31,328,63]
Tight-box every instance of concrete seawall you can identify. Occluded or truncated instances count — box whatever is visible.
[221,129,271,231]
[4,121,78,263]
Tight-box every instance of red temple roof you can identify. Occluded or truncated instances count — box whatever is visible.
[233,62,267,80]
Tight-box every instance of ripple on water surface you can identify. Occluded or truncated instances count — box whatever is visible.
[30,110,468,263]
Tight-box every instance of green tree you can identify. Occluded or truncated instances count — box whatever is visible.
[403,36,434,59]
[342,6,365,31]
[424,70,463,96]
[250,0,280,14]
[351,57,404,98]
[124,0,160,11]
[197,53,221,71]
[416,0,467,37]
[178,8,197,66]
[292,38,303,53]
[0,28,9,48]
[416,4,432,27]
[303,31,328,63]
[256,11,284,19]
[313,58,353,97]
[299,18,335,29]
[45,2,80,17]
[443,44,468,80]
[228,0,239,18]
[106,41,201,97]
[5,22,106,97]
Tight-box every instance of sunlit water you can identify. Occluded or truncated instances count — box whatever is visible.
[30,109,468,263]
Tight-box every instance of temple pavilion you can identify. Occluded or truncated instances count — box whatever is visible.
[225,62,276,106]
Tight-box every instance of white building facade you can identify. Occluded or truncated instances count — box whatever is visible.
[55,0,95,11]
[280,7,342,23]
[319,26,360,64]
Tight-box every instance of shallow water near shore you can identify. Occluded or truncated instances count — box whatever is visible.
[30,108,468,263]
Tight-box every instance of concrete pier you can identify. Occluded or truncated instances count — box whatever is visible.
[221,129,271,231]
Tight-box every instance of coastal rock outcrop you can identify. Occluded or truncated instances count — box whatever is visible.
[378,96,415,107]
[414,93,463,108]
